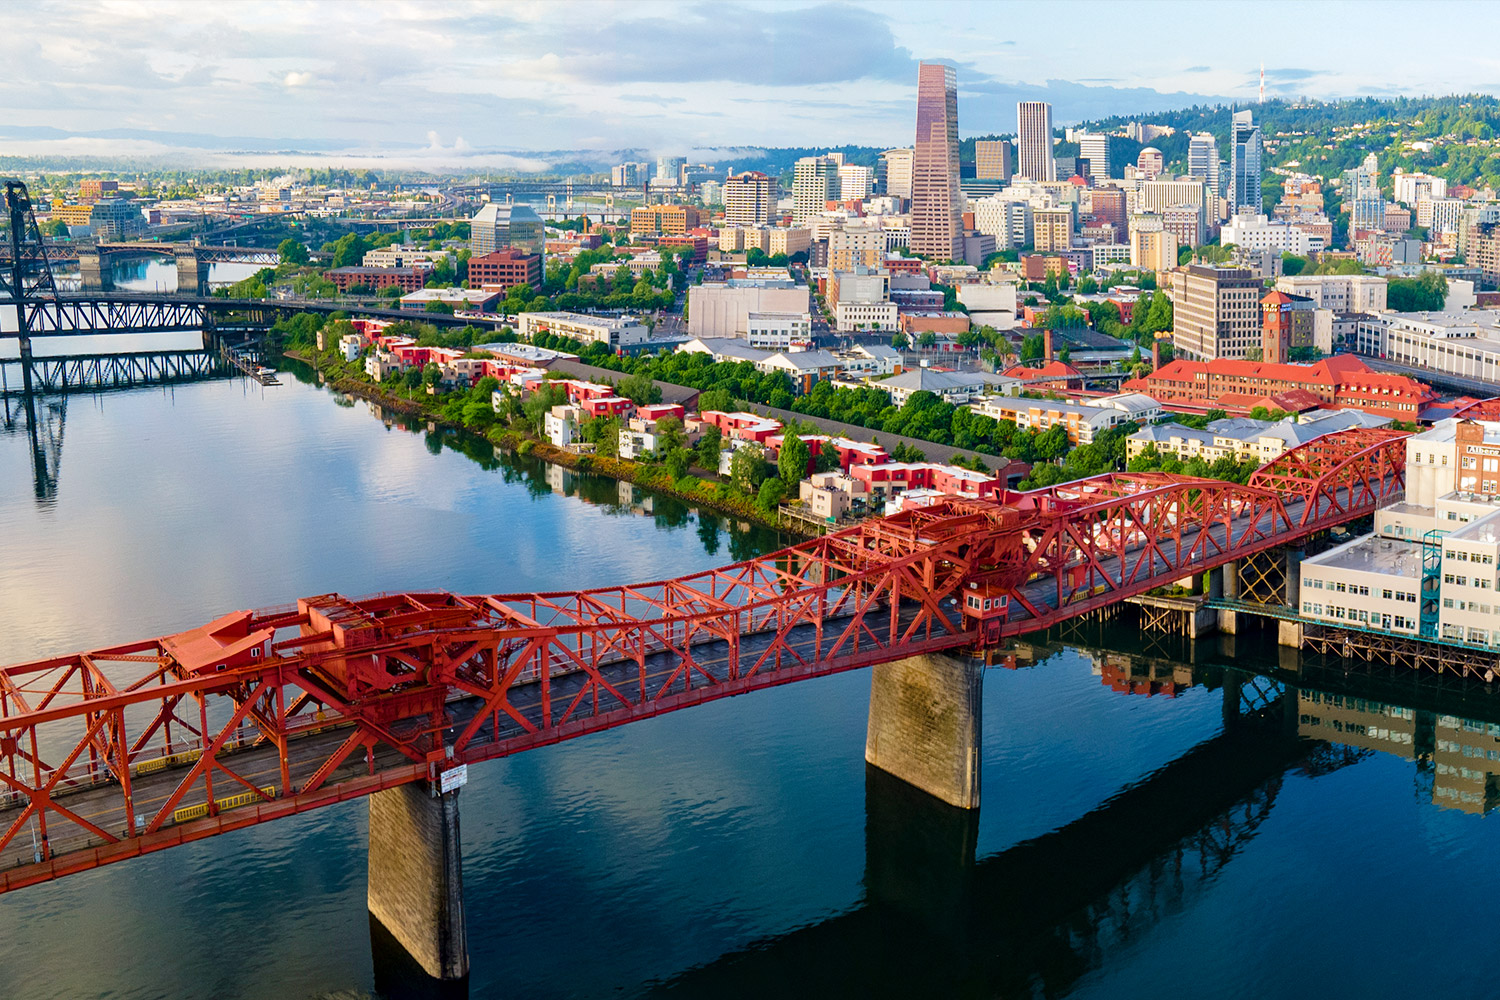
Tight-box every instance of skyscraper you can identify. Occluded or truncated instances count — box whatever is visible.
[722,171,775,226]
[792,155,840,224]
[1229,110,1263,216]
[1016,101,1056,182]
[911,62,962,260]
[837,164,874,201]
[1343,152,1385,233]
[656,156,687,185]
[878,148,914,199]
[1076,132,1110,180]
[1187,132,1221,218]
[975,139,1012,181]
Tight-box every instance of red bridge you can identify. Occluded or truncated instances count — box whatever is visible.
[0,427,1407,978]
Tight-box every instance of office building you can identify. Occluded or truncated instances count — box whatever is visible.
[1230,110,1263,215]
[519,312,649,351]
[611,162,649,187]
[656,156,687,185]
[1344,152,1385,233]
[911,62,963,260]
[1169,264,1265,361]
[1033,206,1073,253]
[1076,132,1110,180]
[838,164,874,202]
[975,140,1013,181]
[1188,132,1221,201]
[687,282,812,338]
[878,148,914,200]
[1393,171,1448,207]
[630,204,701,235]
[470,204,544,256]
[722,171,775,226]
[793,155,841,224]
[1016,101,1056,182]
[1274,273,1387,312]
[1089,187,1128,238]
[1131,228,1178,272]
[1221,213,1324,254]
[1134,147,1164,180]
[468,249,543,293]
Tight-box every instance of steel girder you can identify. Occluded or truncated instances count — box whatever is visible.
[0,437,1411,895]
[1247,428,1408,527]
[23,298,211,336]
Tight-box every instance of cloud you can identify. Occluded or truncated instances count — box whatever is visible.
[1263,67,1328,82]
[1184,65,1212,73]
[508,3,920,86]
[282,71,315,88]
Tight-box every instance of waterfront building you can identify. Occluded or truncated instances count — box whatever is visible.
[327,265,429,293]
[630,204,701,235]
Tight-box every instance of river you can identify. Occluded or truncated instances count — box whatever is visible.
[2,365,1500,999]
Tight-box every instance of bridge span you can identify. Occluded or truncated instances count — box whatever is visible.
[0,427,1406,977]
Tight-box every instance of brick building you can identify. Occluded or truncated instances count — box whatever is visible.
[468,250,542,293]
[1123,354,1435,420]
[327,266,430,293]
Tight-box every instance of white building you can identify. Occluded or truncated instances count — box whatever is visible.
[837,164,874,202]
[543,404,583,448]
[834,300,899,333]
[687,282,811,338]
[1274,273,1388,313]
[972,195,1032,250]
[1393,171,1448,207]
[746,311,813,351]
[1220,213,1324,254]
[879,368,1012,406]
[1360,310,1500,388]
[362,247,452,269]
[517,311,650,350]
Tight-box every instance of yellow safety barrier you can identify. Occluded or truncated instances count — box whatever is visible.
[171,786,277,825]
[135,748,203,776]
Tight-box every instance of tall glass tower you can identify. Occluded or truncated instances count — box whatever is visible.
[911,63,963,260]
[1230,110,1262,216]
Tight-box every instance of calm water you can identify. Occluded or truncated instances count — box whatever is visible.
[3,369,1500,1000]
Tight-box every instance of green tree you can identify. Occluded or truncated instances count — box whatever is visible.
[918,331,938,349]
[696,425,723,473]
[730,443,768,494]
[422,363,443,388]
[654,415,687,454]
[277,238,309,265]
[618,370,663,405]
[778,433,811,483]
[44,219,69,238]
[698,387,734,413]
[756,477,788,512]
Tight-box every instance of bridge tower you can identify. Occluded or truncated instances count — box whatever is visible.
[367,780,469,981]
[1,180,58,399]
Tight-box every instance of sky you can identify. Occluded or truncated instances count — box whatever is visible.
[4,0,1500,169]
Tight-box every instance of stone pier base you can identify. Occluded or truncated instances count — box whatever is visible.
[1278,619,1304,648]
[1217,609,1240,635]
[865,653,982,810]
[367,783,469,981]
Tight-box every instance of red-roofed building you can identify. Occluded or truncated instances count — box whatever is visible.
[1002,360,1085,390]
[1123,355,1435,420]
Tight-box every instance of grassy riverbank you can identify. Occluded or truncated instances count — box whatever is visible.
[284,348,819,539]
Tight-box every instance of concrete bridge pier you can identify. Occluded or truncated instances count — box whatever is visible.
[175,250,206,296]
[78,251,104,291]
[1216,558,1241,635]
[865,653,982,810]
[367,782,469,982]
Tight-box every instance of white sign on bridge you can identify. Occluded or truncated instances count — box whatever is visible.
[439,764,468,794]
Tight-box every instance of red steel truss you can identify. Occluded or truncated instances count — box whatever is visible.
[0,429,1407,894]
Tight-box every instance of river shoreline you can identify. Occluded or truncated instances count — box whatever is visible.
[284,349,820,540]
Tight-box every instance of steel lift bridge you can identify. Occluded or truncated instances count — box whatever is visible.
[0,176,1410,978]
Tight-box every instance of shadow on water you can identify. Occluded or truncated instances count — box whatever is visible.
[651,699,1311,1000]
[370,916,469,1000]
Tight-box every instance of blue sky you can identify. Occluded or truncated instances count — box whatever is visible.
[3,0,1499,167]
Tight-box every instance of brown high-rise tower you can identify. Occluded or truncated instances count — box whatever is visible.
[911,63,962,261]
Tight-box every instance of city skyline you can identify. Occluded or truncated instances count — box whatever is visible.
[6,0,1500,167]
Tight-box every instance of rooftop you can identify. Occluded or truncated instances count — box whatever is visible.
[1449,509,1500,545]
[1305,534,1423,579]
